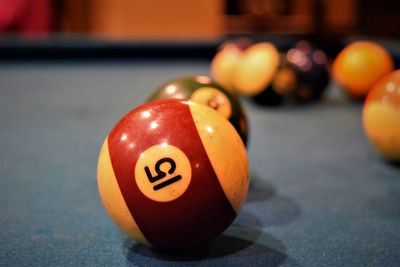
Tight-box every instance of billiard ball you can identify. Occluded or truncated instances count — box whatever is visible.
[148,75,249,145]
[97,99,249,250]
[211,42,244,90]
[233,42,281,98]
[332,41,394,99]
[211,38,252,90]
[363,70,400,162]
[284,41,330,103]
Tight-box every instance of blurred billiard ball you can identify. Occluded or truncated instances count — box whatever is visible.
[148,75,249,145]
[211,44,245,90]
[211,38,252,90]
[284,41,330,103]
[97,99,249,250]
[333,41,394,99]
[232,42,281,100]
[363,70,400,162]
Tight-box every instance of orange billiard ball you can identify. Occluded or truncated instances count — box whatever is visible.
[97,99,249,249]
[363,70,400,162]
[332,41,394,98]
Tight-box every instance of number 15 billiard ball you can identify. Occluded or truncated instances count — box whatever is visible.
[97,99,249,250]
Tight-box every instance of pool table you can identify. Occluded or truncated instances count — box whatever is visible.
[1,38,400,266]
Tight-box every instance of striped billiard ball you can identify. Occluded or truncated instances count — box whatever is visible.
[97,99,249,249]
[148,75,248,146]
[363,70,400,162]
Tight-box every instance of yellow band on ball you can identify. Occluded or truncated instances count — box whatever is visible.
[97,138,150,246]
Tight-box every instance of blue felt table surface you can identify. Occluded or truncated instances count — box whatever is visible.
[1,62,399,266]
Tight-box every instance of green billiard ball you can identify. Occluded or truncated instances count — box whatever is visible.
[148,75,249,146]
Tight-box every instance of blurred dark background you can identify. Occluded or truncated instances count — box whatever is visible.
[0,0,399,40]
[0,0,399,62]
